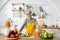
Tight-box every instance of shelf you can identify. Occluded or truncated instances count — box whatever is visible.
[11,3,46,6]
[12,9,19,11]
[12,3,22,5]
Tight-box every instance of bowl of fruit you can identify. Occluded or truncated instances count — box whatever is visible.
[6,30,20,40]
[6,25,20,40]
[39,29,53,39]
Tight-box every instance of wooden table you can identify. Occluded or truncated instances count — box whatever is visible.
[19,38,60,40]
[20,38,50,40]
[0,35,60,40]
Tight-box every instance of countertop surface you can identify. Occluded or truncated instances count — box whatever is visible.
[0,35,60,40]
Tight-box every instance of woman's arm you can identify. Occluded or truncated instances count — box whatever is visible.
[19,20,26,32]
[34,18,40,33]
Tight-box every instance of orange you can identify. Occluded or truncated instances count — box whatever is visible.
[33,32,39,37]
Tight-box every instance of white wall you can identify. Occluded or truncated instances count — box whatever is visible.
[51,0,60,16]
[0,0,7,8]
[0,0,13,26]
[0,0,59,26]
[0,11,5,26]
[0,0,7,26]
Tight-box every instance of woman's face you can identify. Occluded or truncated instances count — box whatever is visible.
[27,13,32,18]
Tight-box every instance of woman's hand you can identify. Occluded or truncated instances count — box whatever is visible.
[19,32,22,35]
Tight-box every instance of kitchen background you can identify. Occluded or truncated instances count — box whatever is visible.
[0,0,60,38]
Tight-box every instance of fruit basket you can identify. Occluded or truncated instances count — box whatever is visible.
[39,29,54,39]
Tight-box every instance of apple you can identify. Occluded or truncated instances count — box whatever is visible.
[10,34,15,38]
[7,31,11,38]
[15,34,19,37]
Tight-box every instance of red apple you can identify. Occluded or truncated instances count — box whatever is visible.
[7,31,11,38]
[15,34,19,37]
[10,34,15,38]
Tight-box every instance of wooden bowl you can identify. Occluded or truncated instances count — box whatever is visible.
[6,38,18,40]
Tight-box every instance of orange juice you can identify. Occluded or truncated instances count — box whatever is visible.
[5,21,10,28]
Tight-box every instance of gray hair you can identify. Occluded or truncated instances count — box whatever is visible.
[25,10,32,14]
